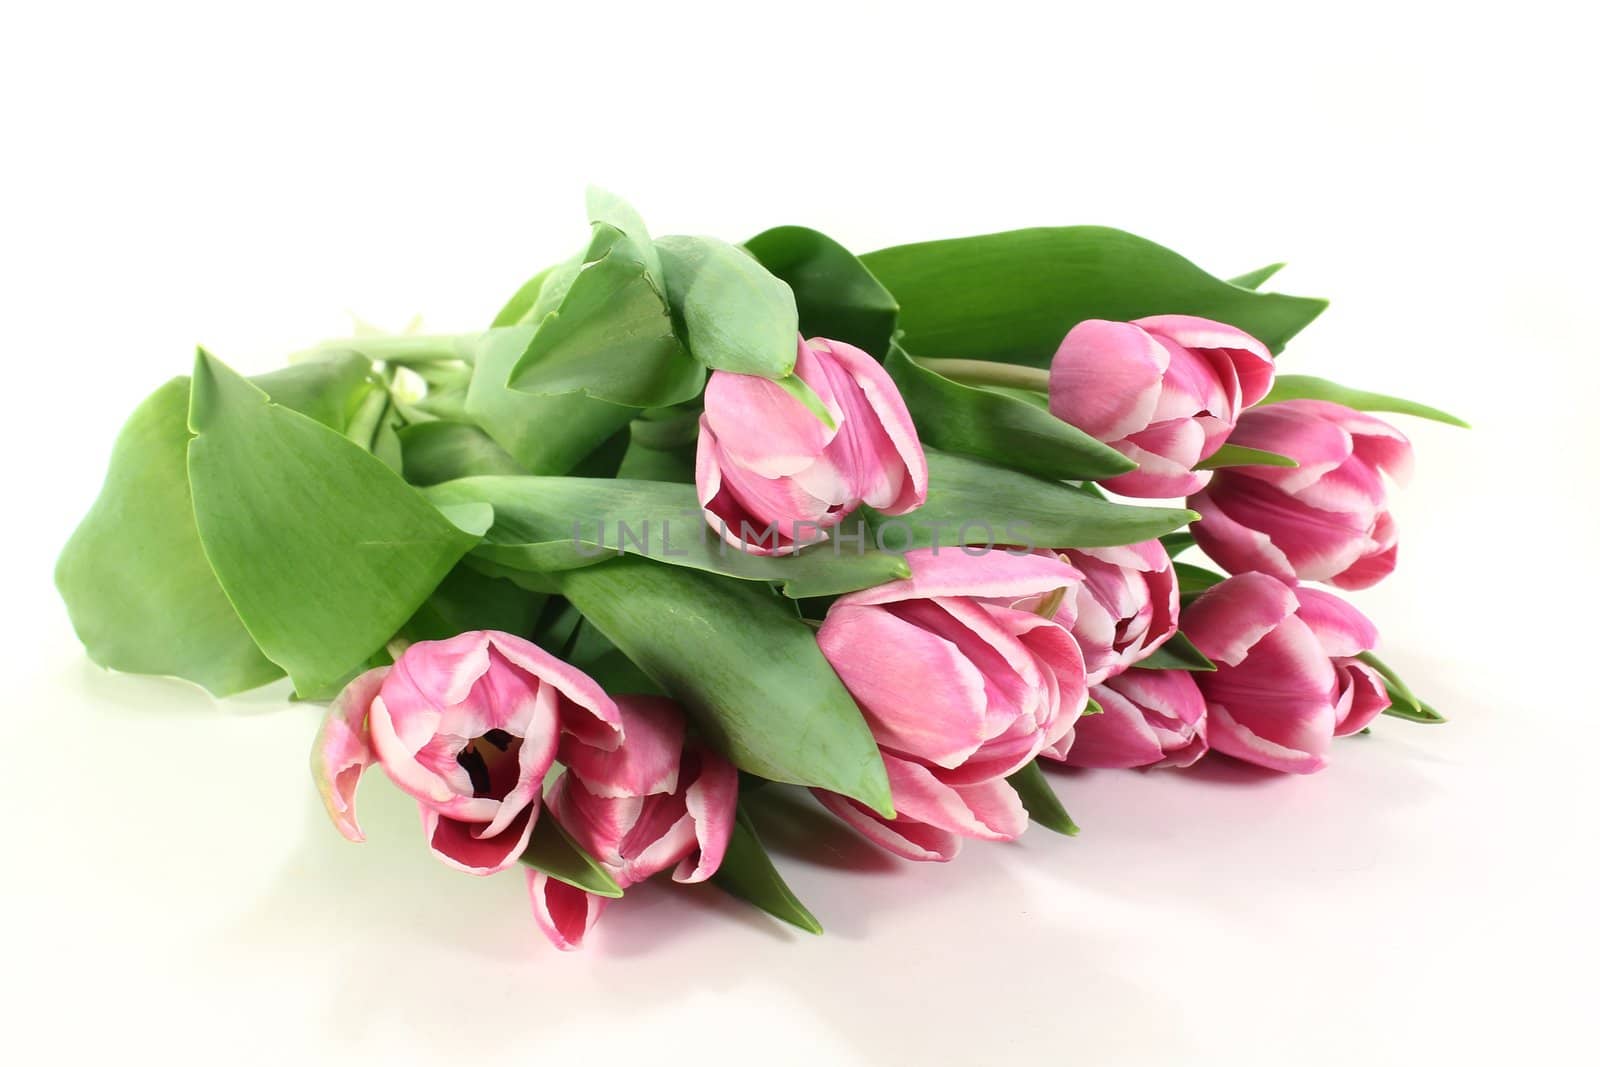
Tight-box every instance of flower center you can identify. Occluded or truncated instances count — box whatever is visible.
[455,728,518,798]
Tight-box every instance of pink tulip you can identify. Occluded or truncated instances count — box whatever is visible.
[1055,669,1208,769]
[813,548,1089,860]
[1181,573,1391,773]
[1045,541,1180,684]
[312,631,622,875]
[1049,315,1275,498]
[527,696,738,951]
[697,335,928,555]
[1189,399,1412,590]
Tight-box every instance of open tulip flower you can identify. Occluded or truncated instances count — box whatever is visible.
[313,631,622,875]
[1049,315,1275,498]
[1190,399,1413,590]
[813,548,1089,861]
[1181,573,1391,773]
[696,335,928,555]
[1047,541,1180,685]
[528,696,738,951]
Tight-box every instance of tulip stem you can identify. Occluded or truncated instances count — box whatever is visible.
[918,358,1051,393]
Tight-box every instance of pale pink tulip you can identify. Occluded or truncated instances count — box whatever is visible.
[312,631,622,875]
[1055,669,1208,769]
[1049,315,1275,498]
[813,548,1089,861]
[697,335,928,554]
[1189,399,1412,590]
[1181,573,1390,773]
[1046,541,1179,684]
[527,696,738,950]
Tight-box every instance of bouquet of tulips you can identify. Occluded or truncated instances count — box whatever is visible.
[57,191,1463,950]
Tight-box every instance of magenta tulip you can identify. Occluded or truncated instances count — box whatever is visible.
[697,335,928,555]
[1047,541,1180,684]
[1189,399,1412,590]
[1181,573,1391,773]
[813,548,1089,861]
[1049,315,1275,498]
[312,631,622,875]
[1056,669,1208,769]
[528,696,738,951]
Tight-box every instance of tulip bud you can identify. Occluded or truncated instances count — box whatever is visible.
[1056,669,1208,769]
[1040,541,1180,684]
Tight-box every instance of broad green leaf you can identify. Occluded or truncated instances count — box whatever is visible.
[508,226,703,407]
[1195,443,1299,470]
[710,806,822,934]
[464,324,638,474]
[885,347,1134,480]
[1229,262,1286,290]
[1174,562,1226,598]
[1263,374,1470,428]
[869,450,1194,550]
[56,379,282,696]
[490,263,557,328]
[744,225,899,356]
[586,186,663,279]
[861,227,1327,366]
[423,476,909,598]
[187,351,480,696]
[1133,632,1216,672]
[252,353,381,433]
[519,813,624,898]
[1007,760,1079,836]
[398,420,529,485]
[550,557,894,815]
[656,234,798,378]
[400,565,545,645]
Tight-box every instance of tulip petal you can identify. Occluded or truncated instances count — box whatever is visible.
[813,789,963,862]
[312,666,388,842]
[1334,658,1392,735]
[673,748,739,883]
[815,338,929,515]
[422,803,538,876]
[835,547,1083,609]
[1293,587,1379,658]
[1050,319,1168,442]
[1181,572,1300,667]
[1059,682,1168,768]
[487,632,622,750]
[560,695,685,799]
[527,870,609,951]
[1200,476,1374,583]
[1188,487,1297,584]
[1205,699,1330,774]
[1135,314,1275,408]
[883,755,1029,842]
[702,340,842,478]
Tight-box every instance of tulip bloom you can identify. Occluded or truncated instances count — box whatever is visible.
[697,335,928,555]
[1056,669,1208,769]
[1048,541,1179,685]
[814,549,1089,861]
[1049,315,1275,498]
[1189,399,1412,590]
[1181,573,1390,773]
[312,631,622,875]
[528,696,738,951]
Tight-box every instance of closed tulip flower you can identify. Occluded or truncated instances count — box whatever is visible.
[312,631,622,875]
[528,696,738,951]
[1056,669,1209,769]
[1189,399,1412,590]
[696,335,928,555]
[1049,315,1275,498]
[1046,541,1180,685]
[1181,573,1390,774]
[813,549,1089,861]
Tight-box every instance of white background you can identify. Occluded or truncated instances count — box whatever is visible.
[3,2,1596,1064]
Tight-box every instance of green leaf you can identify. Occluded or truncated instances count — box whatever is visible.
[1381,698,1448,724]
[1174,562,1226,599]
[586,186,663,280]
[186,351,480,696]
[464,324,638,474]
[1263,374,1470,428]
[884,347,1134,480]
[252,354,383,433]
[861,226,1327,366]
[656,234,798,378]
[1007,760,1079,836]
[710,806,822,934]
[398,420,529,485]
[423,476,909,598]
[871,450,1194,550]
[773,372,839,431]
[508,227,703,407]
[1195,443,1299,470]
[744,225,899,356]
[1229,262,1286,290]
[518,813,624,898]
[1135,631,1216,672]
[490,263,557,328]
[400,565,545,645]
[1357,651,1447,723]
[1160,530,1196,557]
[56,378,282,696]
[549,557,894,815]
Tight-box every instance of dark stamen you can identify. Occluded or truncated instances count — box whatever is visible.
[456,745,492,796]
[482,729,513,751]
